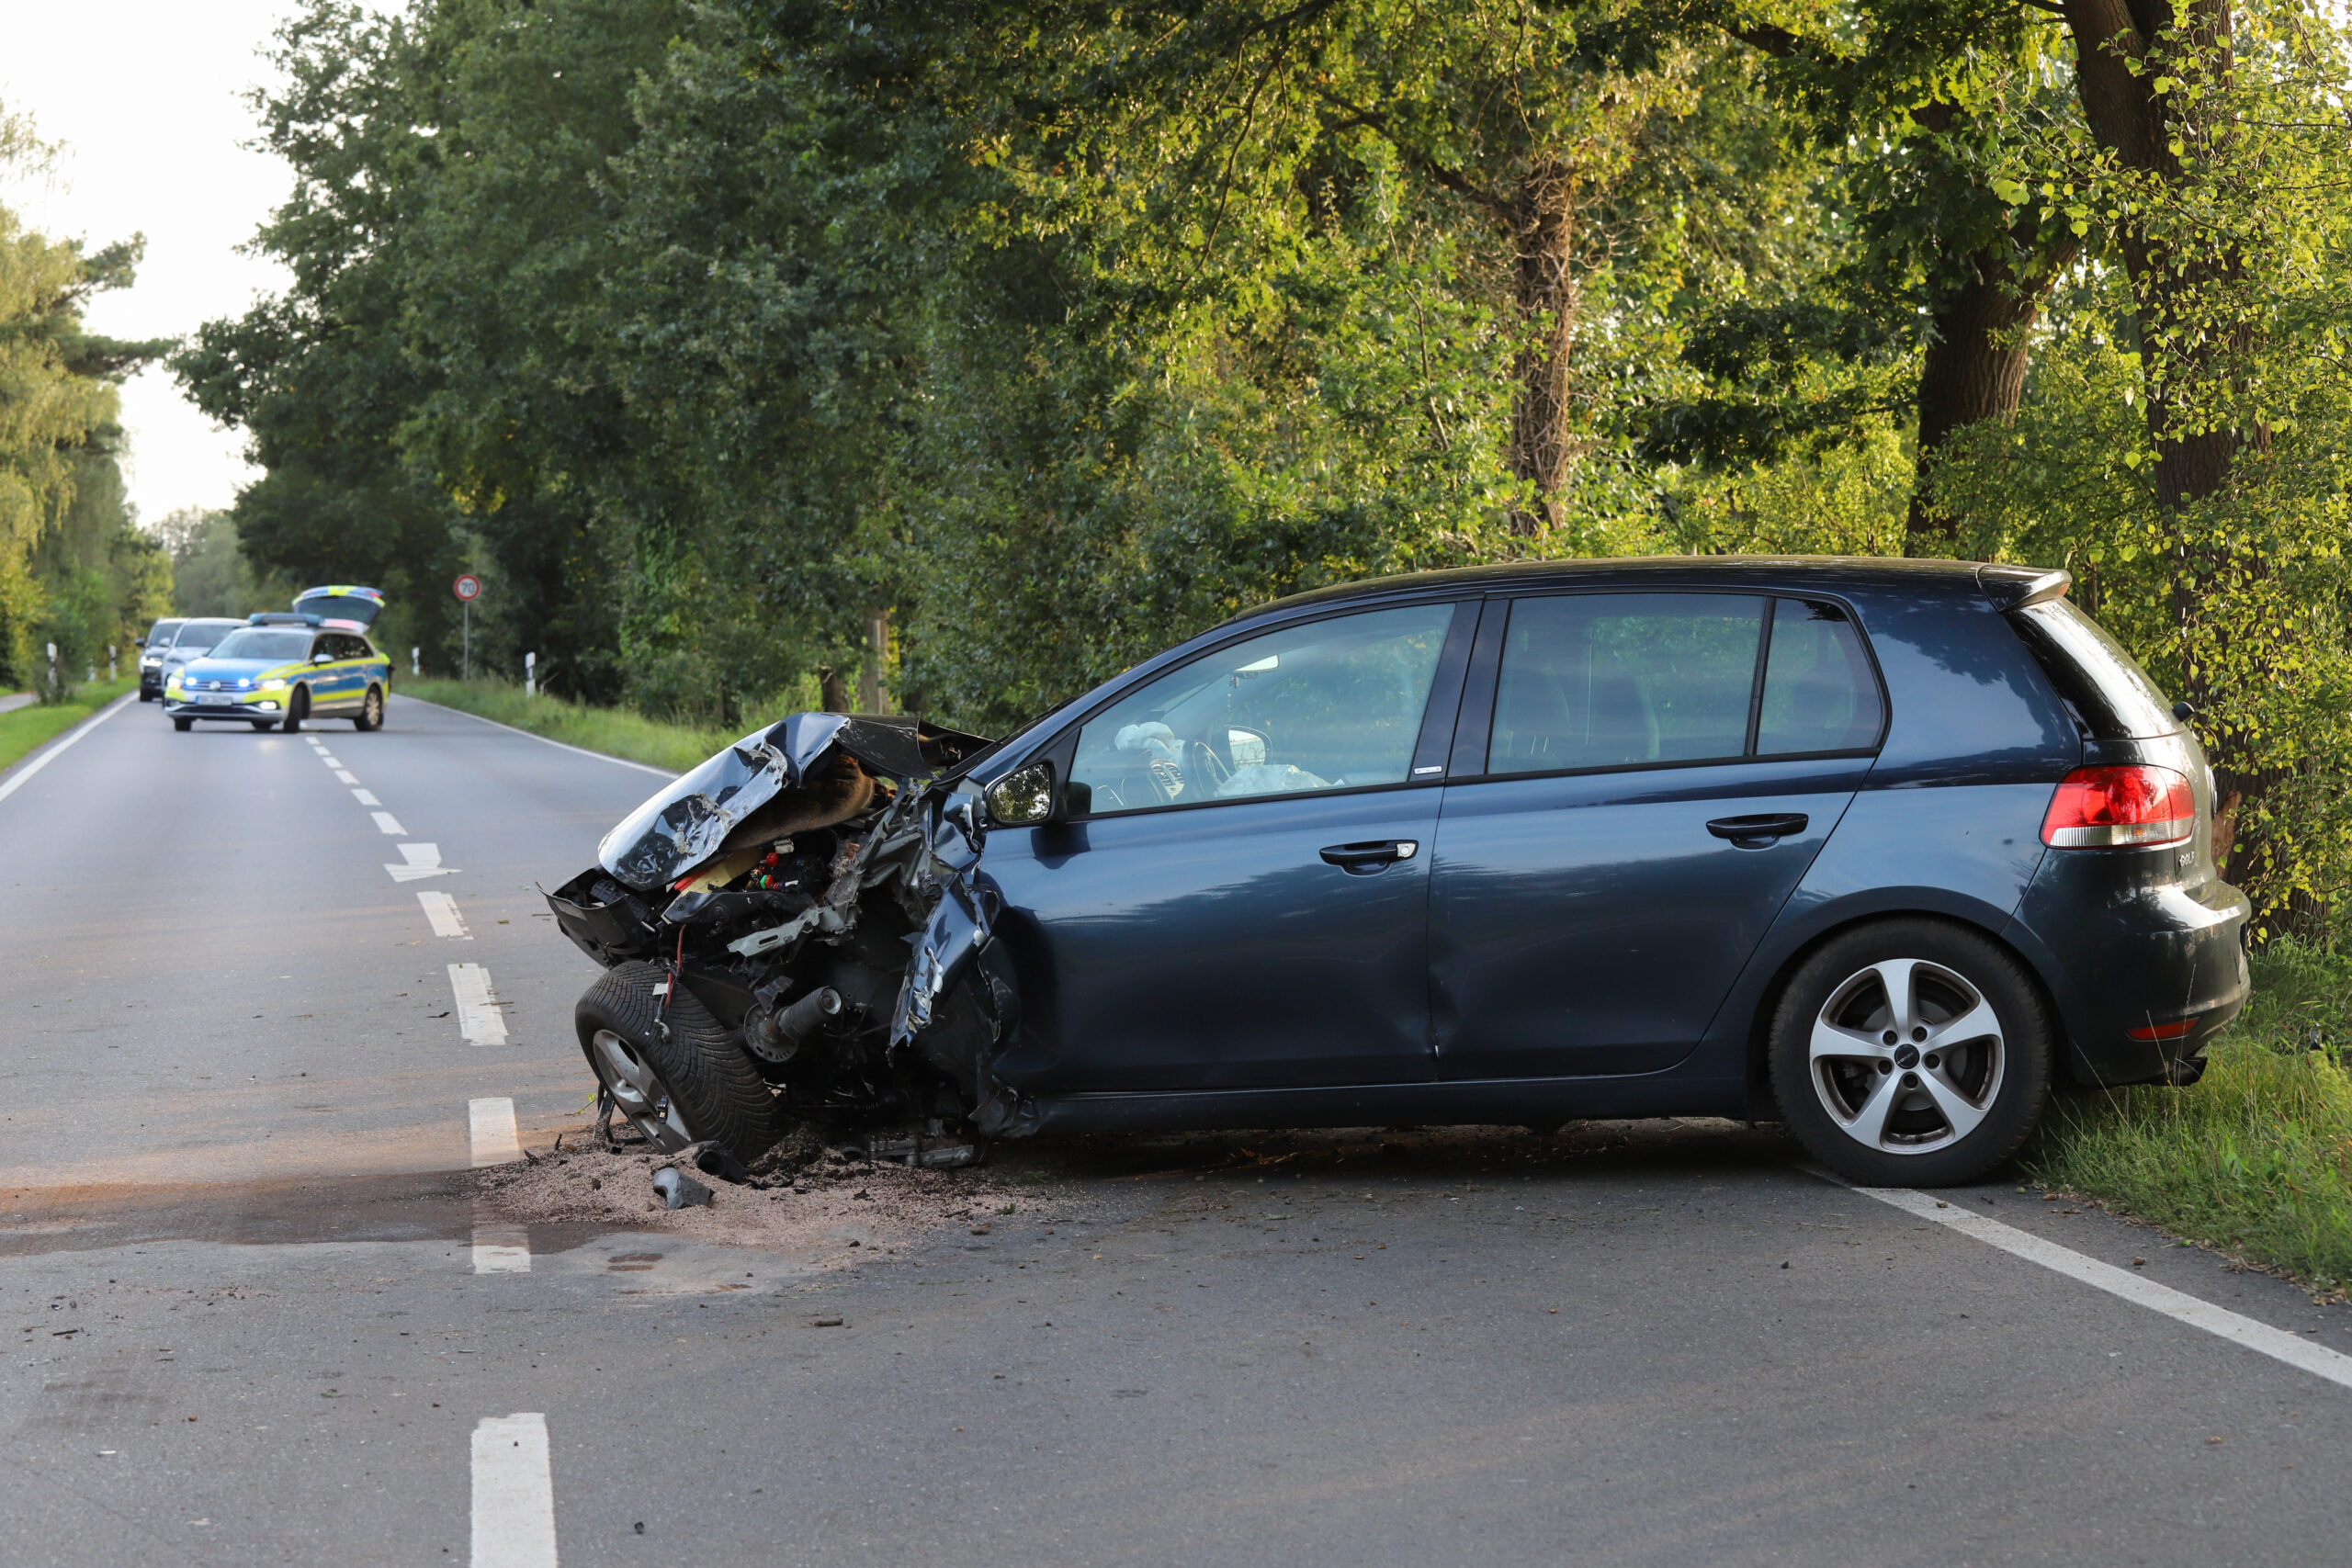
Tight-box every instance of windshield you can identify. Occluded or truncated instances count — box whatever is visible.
[208,629,314,662]
[171,621,242,653]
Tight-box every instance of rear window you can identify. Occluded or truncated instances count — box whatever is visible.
[2009,599,2178,739]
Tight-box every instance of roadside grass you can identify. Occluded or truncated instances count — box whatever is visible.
[2030,942,2352,1294]
[0,678,138,773]
[397,677,741,773]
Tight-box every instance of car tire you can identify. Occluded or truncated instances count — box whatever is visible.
[140,691,154,703]
[281,687,308,733]
[353,684,383,732]
[171,716,192,732]
[250,720,274,731]
[1768,918,2052,1187]
[575,959,785,1159]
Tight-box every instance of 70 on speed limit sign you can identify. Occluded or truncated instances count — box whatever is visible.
[452,573,482,603]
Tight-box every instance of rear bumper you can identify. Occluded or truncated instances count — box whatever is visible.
[2005,856,2251,1088]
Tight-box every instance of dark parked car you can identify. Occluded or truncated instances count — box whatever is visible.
[550,558,2249,1187]
[136,617,186,700]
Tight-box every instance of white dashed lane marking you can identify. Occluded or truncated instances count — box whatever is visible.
[1827,1175,2352,1393]
[352,787,381,806]
[371,810,407,835]
[419,890,471,939]
[470,1413,558,1566]
[469,1097,521,1166]
[387,842,457,882]
[467,1099,530,1274]
[336,769,360,784]
[449,963,510,1044]
[317,752,342,767]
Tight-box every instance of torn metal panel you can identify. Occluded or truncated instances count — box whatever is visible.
[596,714,988,893]
[553,711,1013,1160]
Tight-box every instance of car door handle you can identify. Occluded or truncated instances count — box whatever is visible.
[1320,840,1419,872]
[1706,813,1809,849]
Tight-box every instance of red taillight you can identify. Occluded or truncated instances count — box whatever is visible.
[2041,764,2196,849]
[2127,1017,2200,1042]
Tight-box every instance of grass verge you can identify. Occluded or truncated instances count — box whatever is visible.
[398,677,741,773]
[2030,942,2352,1295]
[0,678,138,773]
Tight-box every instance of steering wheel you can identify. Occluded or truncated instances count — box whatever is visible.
[1190,740,1232,793]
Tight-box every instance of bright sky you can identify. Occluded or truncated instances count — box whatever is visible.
[0,1,302,527]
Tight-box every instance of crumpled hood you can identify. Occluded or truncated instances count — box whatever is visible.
[596,713,990,891]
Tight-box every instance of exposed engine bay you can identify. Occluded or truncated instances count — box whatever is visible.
[546,713,1018,1161]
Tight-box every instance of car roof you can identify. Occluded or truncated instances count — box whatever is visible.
[1240,555,2064,626]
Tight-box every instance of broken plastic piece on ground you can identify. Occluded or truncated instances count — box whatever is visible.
[677,1139,752,1185]
[867,1134,978,1169]
[650,1167,713,1209]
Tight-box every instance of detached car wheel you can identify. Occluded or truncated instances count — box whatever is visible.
[575,959,785,1158]
[1769,919,2052,1187]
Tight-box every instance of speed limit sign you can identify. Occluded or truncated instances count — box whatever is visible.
[452,573,481,602]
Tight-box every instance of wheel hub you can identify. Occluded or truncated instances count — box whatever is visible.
[1807,957,2007,1156]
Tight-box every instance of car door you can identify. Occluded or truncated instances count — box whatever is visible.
[303,634,345,711]
[1429,592,1884,1080]
[979,600,1476,1095]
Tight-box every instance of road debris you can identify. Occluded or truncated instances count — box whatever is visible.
[466,1126,1045,1261]
[651,1167,713,1210]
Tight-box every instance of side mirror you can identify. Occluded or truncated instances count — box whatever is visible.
[984,761,1057,827]
[313,651,335,663]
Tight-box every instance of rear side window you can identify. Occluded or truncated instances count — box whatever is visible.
[1489,594,1765,773]
[2009,599,2177,739]
[1757,599,1885,755]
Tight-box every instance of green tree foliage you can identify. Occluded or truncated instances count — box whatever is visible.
[0,103,172,699]
[180,0,2352,919]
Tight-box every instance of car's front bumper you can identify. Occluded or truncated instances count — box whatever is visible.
[164,692,288,719]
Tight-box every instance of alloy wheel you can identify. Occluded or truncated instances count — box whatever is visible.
[1808,957,2007,1156]
[588,1027,695,1150]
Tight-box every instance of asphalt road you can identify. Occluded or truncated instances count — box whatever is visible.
[5,692,2350,1566]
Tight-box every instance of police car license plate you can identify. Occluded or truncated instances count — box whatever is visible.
[200,694,232,705]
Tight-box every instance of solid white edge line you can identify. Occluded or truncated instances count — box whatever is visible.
[468,1096,521,1167]
[396,692,676,779]
[470,1413,558,1568]
[0,694,134,807]
[450,963,511,1045]
[1815,1168,2352,1392]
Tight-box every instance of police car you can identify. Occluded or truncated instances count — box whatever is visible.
[163,587,393,733]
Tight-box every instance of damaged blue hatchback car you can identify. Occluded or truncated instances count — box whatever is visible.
[548,557,2250,1187]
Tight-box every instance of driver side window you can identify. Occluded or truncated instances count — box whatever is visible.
[1069,603,1459,816]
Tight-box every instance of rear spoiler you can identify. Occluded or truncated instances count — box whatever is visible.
[1976,565,2071,611]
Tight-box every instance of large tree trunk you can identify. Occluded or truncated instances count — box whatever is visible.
[1906,264,2049,554]
[1506,160,1577,535]
[2061,0,2283,894]
[2059,0,2245,510]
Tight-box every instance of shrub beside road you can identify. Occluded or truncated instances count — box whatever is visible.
[2030,944,2352,1298]
[399,676,732,773]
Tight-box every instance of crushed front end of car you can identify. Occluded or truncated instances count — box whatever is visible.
[546,713,1026,1163]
